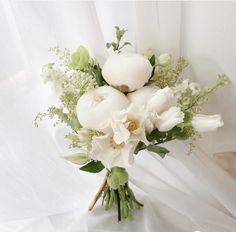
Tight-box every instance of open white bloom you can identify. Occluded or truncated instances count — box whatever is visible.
[192,114,224,133]
[76,86,129,131]
[127,86,159,107]
[110,104,149,145]
[147,87,177,114]
[90,134,138,168]
[102,52,153,92]
[157,107,184,132]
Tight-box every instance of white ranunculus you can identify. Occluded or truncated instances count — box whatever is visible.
[157,107,184,131]
[76,86,129,131]
[111,104,148,145]
[147,87,177,114]
[192,114,224,133]
[102,52,153,92]
[127,86,159,107]
[90,134,138,169]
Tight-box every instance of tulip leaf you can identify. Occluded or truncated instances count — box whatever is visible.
[80,160,105,173]
[146,145,169,158]
[63,153,91,165]
[134,141,146,154]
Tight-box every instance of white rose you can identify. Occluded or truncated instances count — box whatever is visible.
[157,107,184,131]
[102,52,153,92]
[147,87,177,114]
[76,86,129,131]
[192,114,224,133]
[127,86,159,107]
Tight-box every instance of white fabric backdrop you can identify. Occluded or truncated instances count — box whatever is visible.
[0,1,236,231]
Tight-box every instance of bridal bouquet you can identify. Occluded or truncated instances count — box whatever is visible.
[35,27,229,221]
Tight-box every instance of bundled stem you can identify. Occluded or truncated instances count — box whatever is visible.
[88,172,143,221]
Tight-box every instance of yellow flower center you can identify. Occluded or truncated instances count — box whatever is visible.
[109,136,125,150]
[127,118,140,132]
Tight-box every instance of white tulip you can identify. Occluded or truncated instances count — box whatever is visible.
[90,134,138,169]
[147,87,177,114]
[76,86,129,131]
[192,114,224,133]
[157,107,184,131]
[102,52,153,92]
[127,86,159,107]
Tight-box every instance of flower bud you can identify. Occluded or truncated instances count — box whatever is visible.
[107,167,129,189]
[157,53,171,67]
[192,114,224,133]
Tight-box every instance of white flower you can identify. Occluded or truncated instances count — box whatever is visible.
[110,104,148,145]
[189,82,201,95]
[76,86,129,131]
[192,114,224,133]
[147,87,177,114]
[157,107,184,132]
[102,52,153,92]
[90,134,138,169]
[127,86,159,107]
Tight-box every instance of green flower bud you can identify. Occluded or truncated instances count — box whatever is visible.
[69,46,90,70]
[158,53,171,66]
[107,167,129,190]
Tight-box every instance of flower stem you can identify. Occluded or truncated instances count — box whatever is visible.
[114,189,121,221]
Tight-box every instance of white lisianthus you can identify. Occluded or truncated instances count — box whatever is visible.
[90,134,138,168]
[127,86,159,107]
[102,52,153,92]
[147,87,177,114]
[157,107,184,131]
[111,104,149,145]
[192,114,224,133]
[157,53,171,66]
[76,86,129,131]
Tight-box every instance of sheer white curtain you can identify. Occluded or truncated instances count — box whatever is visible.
[0,1,236,231]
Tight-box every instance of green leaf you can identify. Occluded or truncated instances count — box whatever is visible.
[93,65,104,86]
[80,160,105,173]
[134,141,146,154]
[146,145,169,158]
[115,26,126,41]
[63,153,90,165]
[149,54,156,66]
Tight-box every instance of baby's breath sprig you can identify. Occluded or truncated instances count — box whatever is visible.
[151,57,188,88]
[182,74,229,114]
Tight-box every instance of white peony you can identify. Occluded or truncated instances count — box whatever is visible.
[192,114,224,133]
[147,87,177,114]
[102,52,153,92]
[127,86,159,107]
[110,104,149,145]
[76,86,129,131]
[90,134,138,169]
[157,107,184,132]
